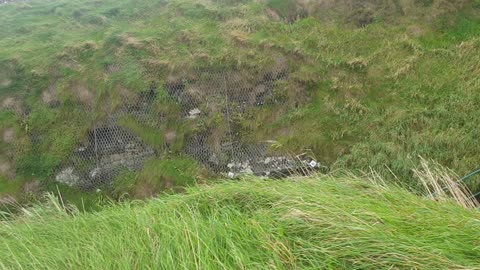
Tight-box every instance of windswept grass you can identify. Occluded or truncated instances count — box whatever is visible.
[1,175,479,269]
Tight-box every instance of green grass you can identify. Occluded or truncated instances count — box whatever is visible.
[0,176,24,197]
[1,2,479,267]
[1,175,479,269]
[2,0,480,199]
[112,156,207,199]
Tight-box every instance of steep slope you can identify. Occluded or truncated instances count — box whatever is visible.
[1,0,480,204]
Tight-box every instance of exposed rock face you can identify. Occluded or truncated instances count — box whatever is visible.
[55,123,155,189]
[169,69,320,177]
[226,156,321,178]
[53,68,317,189]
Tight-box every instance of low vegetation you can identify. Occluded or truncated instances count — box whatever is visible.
[1,0,480,205]
[1,1,479,268]
[1,174,479,269]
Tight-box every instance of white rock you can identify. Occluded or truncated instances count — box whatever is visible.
[55,168,80,187]
[243,168,253,174]
[209,154,219,165]
[227,172,235,178]
[90,167,100,178]
[188,108,201,119]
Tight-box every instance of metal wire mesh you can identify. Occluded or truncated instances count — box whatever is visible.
[4,67,319,190]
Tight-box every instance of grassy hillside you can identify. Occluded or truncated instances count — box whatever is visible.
[1,175,479,269]
[1,0,480,204]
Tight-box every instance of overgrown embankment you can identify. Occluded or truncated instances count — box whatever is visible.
[1,0,480,204]
[1,176,479,269]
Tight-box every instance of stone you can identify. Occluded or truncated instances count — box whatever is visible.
[89,167,100,179]
[209,154,219,165]
[188,108,201,119]
[242,167,253,174]
[55,168,80,187]
[227,172,235,178]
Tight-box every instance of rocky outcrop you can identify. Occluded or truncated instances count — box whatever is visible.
[55,123,155,189]
[54,68,318,189]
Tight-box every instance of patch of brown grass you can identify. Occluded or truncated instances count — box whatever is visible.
[71,83,94,107]
[0,194,16,205]
[0,78,11,88]
[1,97,25,116]
[2,128,15,143]
[41,83,59,107]
[119,34,144,49]
[0,159,15,179]
[414,157,479,209]
[22,180,41,194]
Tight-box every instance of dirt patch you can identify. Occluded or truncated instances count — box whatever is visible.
[1,97,24,116]
[132,176,174,199]
[164,130,177,145]
[41,83,59,107]
[72,83,94,106]
[266,8,281,21]
[1,97,15,108]
[0,78,11,87]
[2,128,15,143]
[132,181,158,199]
[0,160,15,179]
[22,180,41,194]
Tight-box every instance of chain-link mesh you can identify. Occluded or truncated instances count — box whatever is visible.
[3,66,320,190]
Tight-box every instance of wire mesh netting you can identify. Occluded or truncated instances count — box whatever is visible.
[3,66,321,190]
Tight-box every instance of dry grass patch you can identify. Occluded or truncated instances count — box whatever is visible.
[2,128,14,143]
